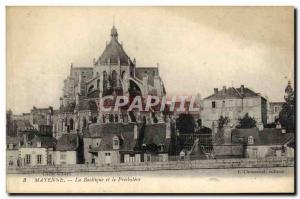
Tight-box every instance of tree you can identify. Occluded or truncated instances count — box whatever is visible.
[176,113,195,134]
[237,113,257,129]
[279,81,295,131]
[217,115,230,128]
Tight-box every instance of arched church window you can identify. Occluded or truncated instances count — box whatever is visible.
[97,79,100,88]
[82,118,87,129]
[103,71,108,89]
[111,70,117,88]
[109,114,114,123]
[121,71,126,79]
[115,114,119,123]
[69,118,74,131]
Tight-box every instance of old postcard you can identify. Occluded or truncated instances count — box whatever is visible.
[6,6,295,193]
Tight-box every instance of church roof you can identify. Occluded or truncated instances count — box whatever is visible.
[96,26,134,66]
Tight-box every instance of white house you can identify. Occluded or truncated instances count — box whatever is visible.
[19,133,56,166]
[202,85,267,129]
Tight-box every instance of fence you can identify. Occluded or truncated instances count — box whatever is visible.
[7,157,294,174]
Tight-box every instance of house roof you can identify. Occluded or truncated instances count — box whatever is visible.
[85,123,137,151]
[27,134,57,148]
[231,128,294,146]
[56,134,79,151]
[85,122,169,153]
[204,86,260,100]
[96,26,133,66]
[6,136,20,150]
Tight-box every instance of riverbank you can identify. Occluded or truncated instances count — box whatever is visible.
[7,157,294,174]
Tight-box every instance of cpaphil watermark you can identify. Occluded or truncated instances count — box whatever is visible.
[97,95,200,113]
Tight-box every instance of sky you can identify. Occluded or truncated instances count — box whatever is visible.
[6,6,294,114]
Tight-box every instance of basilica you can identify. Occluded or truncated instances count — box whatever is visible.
[47,24,172,164]
[52,25,167,138]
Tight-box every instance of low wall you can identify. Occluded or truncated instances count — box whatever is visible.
[7,157,294,174]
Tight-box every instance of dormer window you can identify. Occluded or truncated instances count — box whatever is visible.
[247,136,254,145]
[37,141,41,148]
[113,136,119,150]
[159,144,164,152]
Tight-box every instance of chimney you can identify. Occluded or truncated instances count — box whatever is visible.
[241,85,244,95]
[214,88,218,94]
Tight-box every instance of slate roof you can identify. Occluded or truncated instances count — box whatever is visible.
[85,122,169,153]
[231,128,294,146]
[26,134,57,148]
[96,26,134,66]
[56,134,79,151]
[85,123,137,151]
[205,87,260,100]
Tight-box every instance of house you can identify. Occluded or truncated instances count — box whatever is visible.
[83,119,171,165]
[231,128,294,158]
[202,85,267,129]
[267,102,284,124]
[84,122,139,165]
[6,136,20,167]
[19,132,56,166]
[55,134,79,165]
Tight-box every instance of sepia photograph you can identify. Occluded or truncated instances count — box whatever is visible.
[6,6,295,193]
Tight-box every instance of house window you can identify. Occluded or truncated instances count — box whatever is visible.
[48,154,52,164]
[212,101,216,108]
[25,154,31,164]
[248,136,254,145]
[113,136,119,150]
[60,152,66,160]
[105,153,111,156]
[37,154,42,164]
